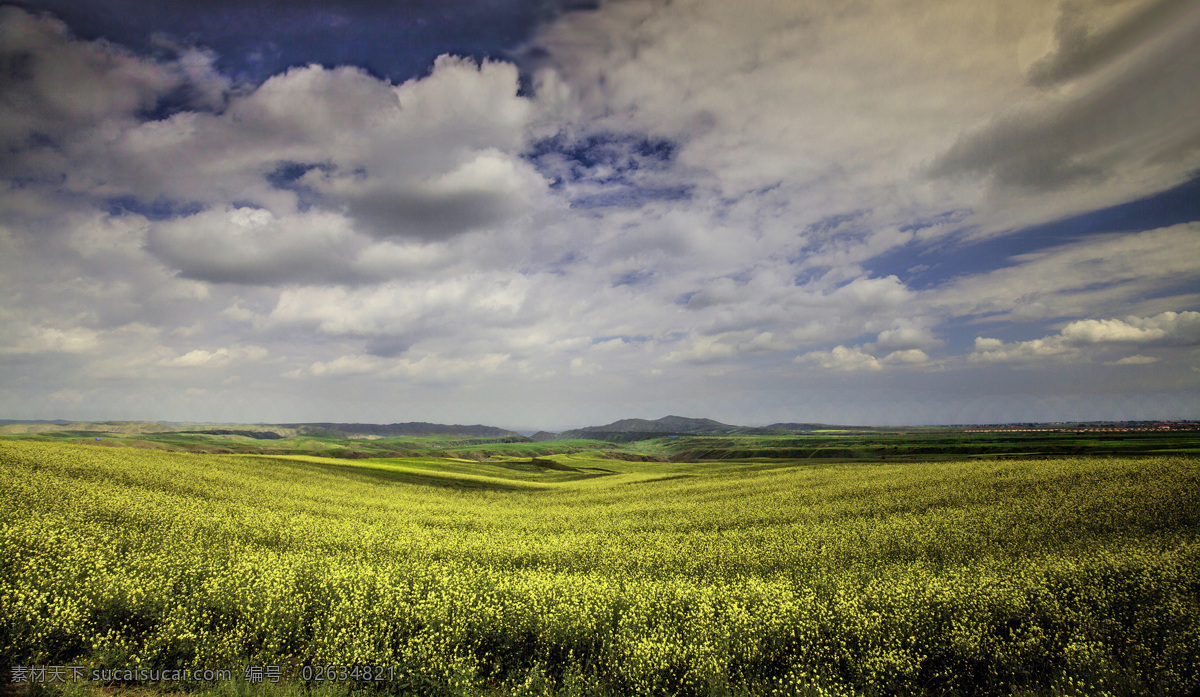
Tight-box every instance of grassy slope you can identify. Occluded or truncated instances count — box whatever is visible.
[2,441,1198,696]
[4,424,1199,463]
[0,430,614,460]
[625,431,1200,460]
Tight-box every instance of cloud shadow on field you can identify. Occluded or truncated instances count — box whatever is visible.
[264,456,540,492]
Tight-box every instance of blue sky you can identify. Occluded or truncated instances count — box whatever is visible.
[11,0,596,83]
[1,0,1198,429]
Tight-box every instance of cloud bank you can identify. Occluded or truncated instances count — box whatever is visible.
[1,1,1198,427]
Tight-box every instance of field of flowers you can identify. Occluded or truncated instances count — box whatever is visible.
[1,439,1197,696]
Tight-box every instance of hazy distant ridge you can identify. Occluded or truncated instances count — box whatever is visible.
[0,421,179,434]
[0,417,834,439]
[0,420,521,438]
[0,419,74,425]
[280,422,521,438]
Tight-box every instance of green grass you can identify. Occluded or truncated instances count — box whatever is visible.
[0,430,618,461]
[2,440,1198,696]
[620,431,1200,461]
[6,424,1199,466]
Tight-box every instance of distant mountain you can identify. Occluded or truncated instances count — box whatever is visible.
[0,419,74,425]
[0,419,524,439]
[765,423,831,432]
[280,422,522,438]
[594,416,730,433]
[555,415,786,441]
[0,421,181,434]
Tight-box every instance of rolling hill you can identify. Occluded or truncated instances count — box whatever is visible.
[552,415,787,441]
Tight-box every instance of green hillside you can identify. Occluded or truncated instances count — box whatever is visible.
[3,420,1196,462]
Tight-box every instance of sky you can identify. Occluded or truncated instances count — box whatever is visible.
[1,0,1198,430]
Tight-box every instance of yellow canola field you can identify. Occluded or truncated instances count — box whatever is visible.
[1,440,1197,696]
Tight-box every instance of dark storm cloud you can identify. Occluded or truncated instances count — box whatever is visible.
[0,6,211,154]
[143,207,373,286]
[929,1,1200,193]
[1028,0,1195,88]
[346,186,529,240]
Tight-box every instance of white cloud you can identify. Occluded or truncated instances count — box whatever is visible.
[970,311,1200,363]
[106,57,543,235]
[738,332,792,354]
[866,322,941,353]
[796,346,883,372]
[885,349,931,365]
[1106,355,1159,365]
[665,336,738,364]
[1061,311,1200,345]
[970,336,1077,363]
[298,352,513,382]
[305,354,386,378]
[795,344,930,371]
[1061,317,1166,343]
[267,274,533,339]
[825,275,913,310]
[157,345,268,368]
[2,326,101,354]
[162,349,226,368]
